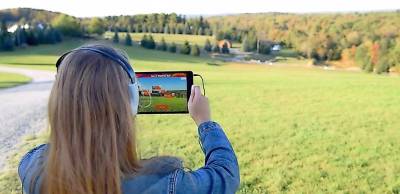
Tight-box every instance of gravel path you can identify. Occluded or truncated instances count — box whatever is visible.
[0,66,54,170]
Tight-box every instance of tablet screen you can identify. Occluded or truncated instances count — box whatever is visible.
[136,71,193,114]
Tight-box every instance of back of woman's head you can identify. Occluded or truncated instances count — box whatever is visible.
[43,44,140,194]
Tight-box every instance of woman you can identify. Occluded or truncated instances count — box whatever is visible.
[18,44,240,194]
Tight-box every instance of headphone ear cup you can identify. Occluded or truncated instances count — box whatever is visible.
[128,83,139,115]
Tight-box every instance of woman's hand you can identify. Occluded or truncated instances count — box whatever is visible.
[188,85,211,126]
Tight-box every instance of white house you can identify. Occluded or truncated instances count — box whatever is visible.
[272,44,281,52]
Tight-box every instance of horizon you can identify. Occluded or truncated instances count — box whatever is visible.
[1,0,400,17]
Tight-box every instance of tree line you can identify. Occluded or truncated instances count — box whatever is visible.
[207,12,400,73]
[111,31,230,56]
[0,21,62,51]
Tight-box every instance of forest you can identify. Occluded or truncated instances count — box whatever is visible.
[0,8,399,73]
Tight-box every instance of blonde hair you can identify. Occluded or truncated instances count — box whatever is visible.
[38,45,140,194]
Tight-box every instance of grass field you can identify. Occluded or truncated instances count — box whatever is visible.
[139,96,188,113]
[1,40,400,194]
[0,72,31,89]
[104,32,214,46]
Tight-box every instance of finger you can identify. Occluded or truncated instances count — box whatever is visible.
[189,85,196,103]
[193,86,201,102]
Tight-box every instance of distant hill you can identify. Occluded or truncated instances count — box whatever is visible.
[0,8,66,24]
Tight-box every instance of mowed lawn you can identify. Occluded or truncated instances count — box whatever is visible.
[0,72,31,89]
[1,40,400,193]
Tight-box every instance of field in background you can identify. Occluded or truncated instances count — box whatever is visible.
[104,32,215,46]
[1,40,400,193]
[0,72,31,89]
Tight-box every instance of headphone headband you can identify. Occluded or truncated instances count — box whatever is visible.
[56,46,136,84]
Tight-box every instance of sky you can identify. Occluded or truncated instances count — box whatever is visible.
[138,77,187,91]
[1,0,400,17]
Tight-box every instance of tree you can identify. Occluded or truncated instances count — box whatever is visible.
[346,31,362,46]
[88,18,105,35]
[241,35,257,52]
[355,45,371,70]
[140,34,148,47]
[0,34,14,51]
[180,40,191,55]
[168,42,177,53]
[212,44,220,53]
[44,26,57,44]
[52,14,82,37]
[191,44,200,56]
[26,30,38,46]
[204,39,212,52]
[125,32,132,46]
[14,26,27,46]
[140,34,155,49]
[198,27,204,35]
[156,37,167,51]
[147,35,156,49]
[258,42,272,54]
[215,31,225,41]
[0,22,14,51]
[112,30,119,43]
[376,57,390,74]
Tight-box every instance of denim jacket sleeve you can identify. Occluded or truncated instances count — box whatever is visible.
[18,144,48,194]
[173,121,240,194]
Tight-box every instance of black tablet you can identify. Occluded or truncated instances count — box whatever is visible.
[136,71,193,114]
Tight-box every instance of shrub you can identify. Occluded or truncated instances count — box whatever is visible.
[180,41,191,55]
[112,30,119,43]
[156,38,167,51]
[191,44,201,56]
[212,44,220,53]
[168,42,177,53]
[125,33,132,46]
[204,39,212,52]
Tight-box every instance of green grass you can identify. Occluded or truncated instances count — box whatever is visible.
[104,32,214,46]
[0,133,48,194]
[139,96,187,113]
[1,40,400,194]
[0,72,31,89]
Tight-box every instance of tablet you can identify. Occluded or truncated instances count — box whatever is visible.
[136,71,193,114]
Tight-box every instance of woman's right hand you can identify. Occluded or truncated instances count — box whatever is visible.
[188,85,211,126]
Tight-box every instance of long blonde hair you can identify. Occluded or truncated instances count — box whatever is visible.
[40,45,140,194]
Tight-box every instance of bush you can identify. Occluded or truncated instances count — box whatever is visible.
[156,38,167,51]
[168,42,177,53]
[180,40,191,55]
[212,44,220,53]
[204,39,212,52]
[191,44,201,56]
[376,58,390,74]
[125,33,132,46]
[140,34,156,49]
[112,30,119,43]
[258,42,272,54]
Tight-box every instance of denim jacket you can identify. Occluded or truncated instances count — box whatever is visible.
[18,121,240,194]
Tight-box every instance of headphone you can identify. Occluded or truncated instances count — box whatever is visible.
[55,46,140,115]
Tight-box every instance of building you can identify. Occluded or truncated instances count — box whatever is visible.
[151,85,166,96]
[218,39,232,48]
